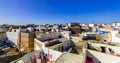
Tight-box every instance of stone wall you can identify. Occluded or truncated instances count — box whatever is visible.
[18,32,34,52]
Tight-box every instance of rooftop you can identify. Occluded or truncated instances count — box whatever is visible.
[55,52,83,63]
[87,50,120,63]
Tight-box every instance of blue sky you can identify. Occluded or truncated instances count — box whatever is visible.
[0,0,120,24]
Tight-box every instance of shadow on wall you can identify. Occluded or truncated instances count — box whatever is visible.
[0,32,16,47]
[5,38,16,47]
[87,50,101,63]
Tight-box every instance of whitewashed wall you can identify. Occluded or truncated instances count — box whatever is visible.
[34,38,44,50]
[6,32,19,45]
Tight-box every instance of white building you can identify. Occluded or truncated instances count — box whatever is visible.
[81,24,87,26]
[88,24,94,27]
[112,22,120,26]
[6,27,29,45]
